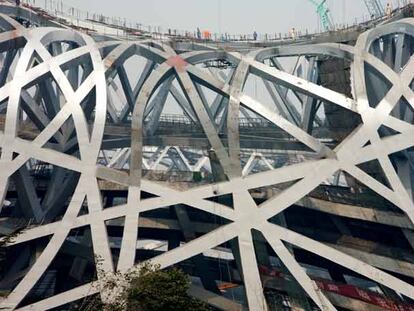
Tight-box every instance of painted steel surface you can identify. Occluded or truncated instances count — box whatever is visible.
[0,12,413,311]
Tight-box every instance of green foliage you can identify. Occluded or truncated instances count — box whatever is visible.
[126,263,209,311]
[81,262,210,311]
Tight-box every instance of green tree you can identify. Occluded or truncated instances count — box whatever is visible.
[80,263,211,311]
[126,264,210,311]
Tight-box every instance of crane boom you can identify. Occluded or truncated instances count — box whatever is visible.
[364,0,385,18]
[306,0,333,32]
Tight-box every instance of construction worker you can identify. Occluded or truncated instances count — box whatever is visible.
[202,30,211,40]
[386,2,392,18]
[290,27,297,40]
[253,31,258,41]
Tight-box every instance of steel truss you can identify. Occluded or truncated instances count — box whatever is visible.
[0,11,413,311]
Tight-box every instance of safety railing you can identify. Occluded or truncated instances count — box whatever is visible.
[14,0,414,44]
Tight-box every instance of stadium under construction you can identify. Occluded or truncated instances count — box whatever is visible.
[1,1,414,310]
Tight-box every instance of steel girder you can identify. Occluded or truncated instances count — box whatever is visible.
[0,12,413,311]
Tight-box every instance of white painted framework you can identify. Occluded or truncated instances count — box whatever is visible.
[0,12,413,311]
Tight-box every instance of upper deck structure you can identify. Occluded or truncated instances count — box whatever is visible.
[0,1,414,310]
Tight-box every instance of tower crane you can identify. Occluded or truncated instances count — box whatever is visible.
[307,0,333,32]
[363,0,385,18]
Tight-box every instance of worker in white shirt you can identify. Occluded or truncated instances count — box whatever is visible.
[386,2,393,18]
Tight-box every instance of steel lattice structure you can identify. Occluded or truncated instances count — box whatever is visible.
[0,8,414,310]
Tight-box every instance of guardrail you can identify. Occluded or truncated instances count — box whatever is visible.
[13,0,414,44]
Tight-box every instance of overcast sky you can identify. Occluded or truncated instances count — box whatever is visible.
[45,0,400,35]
